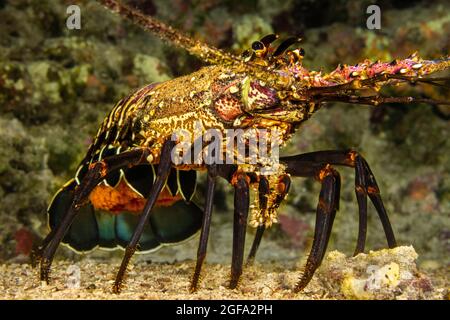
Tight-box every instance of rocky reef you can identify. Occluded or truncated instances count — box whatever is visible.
[0,0,448,299]
[316,246,441,299]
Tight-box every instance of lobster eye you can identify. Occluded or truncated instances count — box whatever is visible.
[251,41,264,51]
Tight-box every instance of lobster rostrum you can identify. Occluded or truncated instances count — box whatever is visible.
[33,0,450,294]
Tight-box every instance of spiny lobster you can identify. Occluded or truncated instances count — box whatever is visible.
[32,0,450,294]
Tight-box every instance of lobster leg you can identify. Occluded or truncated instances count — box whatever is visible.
[354,157,368,255]
[280,149,398,291]
[113,140,175,293]
[247,226,265,265]
[30,229,55,268]
[290,164,340,292]
[190,165,218,293]
[229,172,250,289]
[362,158,397,249]
[38,148,151,283]
[282,150,397,254]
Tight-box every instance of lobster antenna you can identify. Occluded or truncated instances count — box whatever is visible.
[98,0,242,66]
[97,0,284,87]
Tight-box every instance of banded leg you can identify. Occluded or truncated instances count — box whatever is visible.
[282,150,397,256]
[229,173,250,289]
[39,148,150,282]
[295,165,340,292]
[190,165,218,292]
[113,140,175,293]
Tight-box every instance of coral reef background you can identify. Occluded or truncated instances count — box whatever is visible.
[0,0,448,296]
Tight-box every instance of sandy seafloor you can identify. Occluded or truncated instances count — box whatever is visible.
[1,260,323,300]
[1,247,448,300]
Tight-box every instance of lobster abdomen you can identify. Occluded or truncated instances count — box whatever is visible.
[48,166,202,253]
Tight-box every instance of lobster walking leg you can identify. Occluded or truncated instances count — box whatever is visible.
[282,150,397,256]
[354,157,368,255]
[291,165,340,292]
[229,172,250,289]
[190,165,218,293]
[39,148,151,282]
[247,226,265,265]
[30,230,55,268]
[113,140,175,293]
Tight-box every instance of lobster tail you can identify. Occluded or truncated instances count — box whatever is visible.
[47,175,203,253]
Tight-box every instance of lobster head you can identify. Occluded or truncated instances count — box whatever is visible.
[212,35,450,129]
[212,35,316,127]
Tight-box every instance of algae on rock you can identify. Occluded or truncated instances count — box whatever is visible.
[316,246,439,300]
